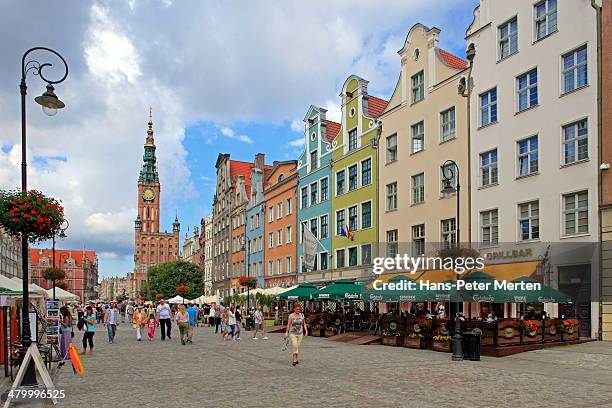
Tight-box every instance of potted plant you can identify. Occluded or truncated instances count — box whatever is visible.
[403,332,425,348]
[42,267,66,300]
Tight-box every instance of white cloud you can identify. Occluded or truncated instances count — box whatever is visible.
[290,119,303,132]
[220,127,253,144]
[287,138,305,148]
[323,100,342,123]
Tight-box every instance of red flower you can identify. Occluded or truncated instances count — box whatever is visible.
[36,198,42,202]
[23,214,29,219]
[11,201,16,205]
[9,210,15,216]
[31,209,36,215]
[13,218,18,222]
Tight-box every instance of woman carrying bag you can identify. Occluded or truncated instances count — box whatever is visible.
[284,302,308,366]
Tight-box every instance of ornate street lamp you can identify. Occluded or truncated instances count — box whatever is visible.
[240,235,251,313]
[19,47,68,385]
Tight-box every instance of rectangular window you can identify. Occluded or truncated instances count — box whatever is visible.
[480,149,498,186]
[386,134,397,163]
[441,218,457,248]
[411,121,424,153]
[348,247,358,267]
[563,190,589,235]
[361,201,372,229]
[517,135,538,177]
[286,198,292,215]
[562,119,588,164]
[348,128,358,151]
[310,218,318,238]
[277,229,282,245]
[286,256,292,274]
[320,178,328,202]
[412,224,425,256]
[499,17,518,59]
[563,46,588,93]
[440,107,456,142]
[348,165,358,191]
[519,201,540,241]
[320,215,328,239]
[268,206,274,222]
[301,221,308,243]
[277,259,282,275]
[268,260,274,275]
[310,149,318,170]
[412,173,425,204]
[480,209,499,246]
[320,252,328,270]
[336,209,345,236]
[517,69,538,112]
[336,170,345,195]
[277,202,283,218]
[535,0,557,41]
[268,232,274,248]
[480,88,497,127]
[361,244,372,265]
[336,249,345,268]
[386,182,398,211]
[286,225,292,243]
[310,182,318,206]
[348,205,358,232]
[411,70,424,103]
[301,187,308,209]
[361,158,371,186]
[386,230,398,258]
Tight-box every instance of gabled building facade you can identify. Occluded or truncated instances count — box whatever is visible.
[330,76,387,280]
[296,106,339,282]
[245,154,267,289]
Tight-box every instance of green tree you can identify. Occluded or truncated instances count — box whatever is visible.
[147,261,203,300]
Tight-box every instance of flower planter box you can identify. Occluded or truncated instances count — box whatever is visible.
[324,329,338,338]
[403,337,425,349]
[309,329,323,337]
[382,336,404,347]
[431,340,452,352]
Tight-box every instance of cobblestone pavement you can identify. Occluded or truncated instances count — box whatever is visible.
[47,324,612,408]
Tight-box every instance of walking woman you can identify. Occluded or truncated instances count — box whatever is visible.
[175,304,189,345]
[59,306,73,359]
[82,305,96,355]
[284,302,308,366]
[132,306,147,341]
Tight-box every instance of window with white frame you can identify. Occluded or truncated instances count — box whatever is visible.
[320,252,328,270]
[412,224,425,256]
[301,221,308,243]
[386,134,397,163]
[348,164,358,191]
[268,260,274,275]
[361,244,372,265]
[534,0,557,40]
[348,205,358,232]
[336,249,345,268]
[361,201,372,229]
[310,182,318,205]
[480,209,499,246]
[320,215,328,239]
[348,247,358,267]
[440,107,456,142]
[498,17,518,59]
[286,225,292,243]
[320,177,328,201]
[386,229,398,258]
[286,256,292,274]
[411,121,424,153]
[517,136,538,177]
[361,158,371,186]
[277,202,283,219]
[310,149,318,171]
[519,201,540,241]
[348,128,358,152]
[336,209,345,235]
[562,119,588,164]
[517,69,538,112]
[480,88,497,127]
[412,173,425,204]
[300,187,308,209]
[562,45,588,93]
[563,190,588,235]
[268,206,274,222]
[411,71,424,103]
[386,182,398,211]
[441,218,456,248]
[277,259,282,275]
[480,149,498,186]
[268,232,274,248]
[277,229,282,245]
[286,198,292,215]
[310,218,318,239]
[336,170,345,195]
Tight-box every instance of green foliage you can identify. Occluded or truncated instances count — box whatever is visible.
[147,261,203,299]
[42,267,66,282]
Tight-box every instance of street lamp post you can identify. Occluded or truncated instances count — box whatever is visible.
[19,47,68,385]
[441,159,462,361]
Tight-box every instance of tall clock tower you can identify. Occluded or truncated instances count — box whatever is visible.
[131,108,180,299]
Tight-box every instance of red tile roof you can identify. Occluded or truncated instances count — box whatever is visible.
[230,160,272,198]
[367,96,389,118]
[324,120,341,142]
[438,48,468,69]
[30,248,97,268]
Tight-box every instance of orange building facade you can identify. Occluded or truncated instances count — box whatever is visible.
[263,160,298,288]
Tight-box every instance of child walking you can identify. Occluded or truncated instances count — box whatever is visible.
[146,313,157,341]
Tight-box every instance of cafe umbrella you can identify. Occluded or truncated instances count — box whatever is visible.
[276,283,319,301]
[312,279,363,301]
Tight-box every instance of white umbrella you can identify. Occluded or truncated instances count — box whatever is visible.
[261,287,287,296]
[46,287,79,301]
[237,288,265,297]
[167,295,186,304]
[11,277,48,298]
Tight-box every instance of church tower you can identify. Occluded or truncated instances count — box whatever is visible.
[131,108,180,299]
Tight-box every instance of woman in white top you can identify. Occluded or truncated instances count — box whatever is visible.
[208,305,216,327]
[284,302,308,366]
[224,306,236,341]
[175,305,189,345]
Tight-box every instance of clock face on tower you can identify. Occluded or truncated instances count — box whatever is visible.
[142,188,156,202]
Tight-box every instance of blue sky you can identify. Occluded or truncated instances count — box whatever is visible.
[0,0,477,278]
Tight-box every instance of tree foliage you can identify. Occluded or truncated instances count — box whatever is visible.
[147,261,203,300]
[42,267,66,282]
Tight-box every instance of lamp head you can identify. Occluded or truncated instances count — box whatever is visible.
[35,84,65,116]
[441,179,457,196]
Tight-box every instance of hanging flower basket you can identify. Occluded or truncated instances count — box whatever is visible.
[238,276,257,288]
[0,189,65,243]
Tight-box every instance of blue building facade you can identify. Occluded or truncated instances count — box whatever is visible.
[297,105,339,275]
[245,157,266,288]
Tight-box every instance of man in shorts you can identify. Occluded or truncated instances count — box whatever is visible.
[252,305,268,340]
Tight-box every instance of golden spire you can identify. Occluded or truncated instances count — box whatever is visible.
[145,106,155,145]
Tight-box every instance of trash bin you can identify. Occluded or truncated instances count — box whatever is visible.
[462,330,481,361]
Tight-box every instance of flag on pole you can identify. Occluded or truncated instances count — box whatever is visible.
[302,227,319,270]
[340,223,354,240]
